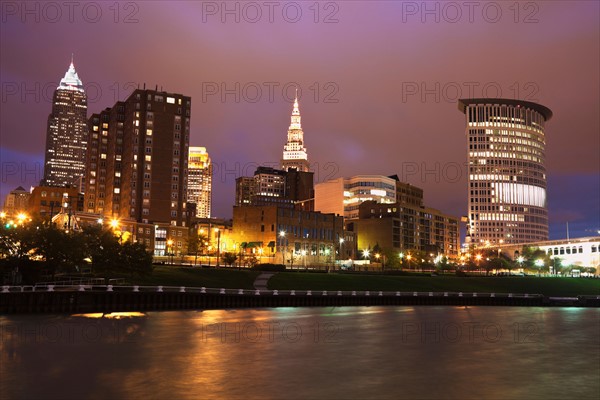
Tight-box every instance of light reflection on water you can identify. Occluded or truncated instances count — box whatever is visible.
[1,307,599,399]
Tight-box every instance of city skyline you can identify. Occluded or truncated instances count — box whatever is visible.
[1,2,598,240]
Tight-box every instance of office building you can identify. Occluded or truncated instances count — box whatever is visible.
[42,58,88,187]
[354,200,459,258]
[2,186,30,216]
[235,166,314,209]
[315,175,423,219]
[188,146,212,218]
[458,98,553,245]
[232,205,352,266]
[281,92,310,172]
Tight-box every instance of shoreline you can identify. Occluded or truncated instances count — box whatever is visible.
[2,286,599,314]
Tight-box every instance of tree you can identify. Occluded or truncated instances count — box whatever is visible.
[246,254,259,268]
[521,246,552,273]
[80,224,123,282]
[120,241,153,277]
[221,252,237,267]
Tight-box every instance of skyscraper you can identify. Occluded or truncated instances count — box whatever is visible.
[458,98,553,246]
[188,146,212,218]
[43,58,88,187]
[281,92,309,172]
[85,88,191,227]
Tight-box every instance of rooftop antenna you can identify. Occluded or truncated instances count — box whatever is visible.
[566,222,570,242]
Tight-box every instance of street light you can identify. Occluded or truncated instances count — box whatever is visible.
[363,249,370,260]
[535,259,544,276]
[279,230,287,266]
[167,239,174,264]
[214,228,221,267]
[16,213,28,224]
[475,254,483,272]
[338,237,345,269]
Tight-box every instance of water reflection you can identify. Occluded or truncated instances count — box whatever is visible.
[1,307,599,399]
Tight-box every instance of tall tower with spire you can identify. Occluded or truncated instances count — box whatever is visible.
[42,56,88,188]
[281,91,310,172]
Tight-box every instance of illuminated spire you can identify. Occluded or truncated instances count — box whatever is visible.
[282,89,309,172]
[58,55,84,92]
[289,88,301,130]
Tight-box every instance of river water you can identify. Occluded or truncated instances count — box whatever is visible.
[1,306,599,399]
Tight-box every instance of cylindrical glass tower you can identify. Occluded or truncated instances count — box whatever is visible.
[458,98,553,246]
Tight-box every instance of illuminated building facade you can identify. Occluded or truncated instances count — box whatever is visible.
[458,98,553,245]
[232,205,351,266]
[235,166,313,209]
[2,186,30,216]
[281,92,309,172]
[355,200,460,258]
[84,88,192,254]
[188,147,212,218]
[28,185,82,220]
[315,175,423,220]
[43,59,88,187]
[497,236,600,274]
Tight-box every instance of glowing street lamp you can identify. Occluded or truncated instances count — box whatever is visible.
[535,259,544,275]
[16,213,28,225]
[166,239,174,262]
[279,230,287,266]
[363,249,370,260]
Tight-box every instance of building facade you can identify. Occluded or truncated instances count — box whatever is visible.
[235,166,314,209]
[497,236,600,274]
[232,206,350,266]
[458,98,553,246]
[315,175,423,219]
[84,88,192,254]
[2,186,30,217]
[43,59,88,187]
[28,185,82,220]
[281,92,309,172]
[188,146,212,218]
[354,200,460,258]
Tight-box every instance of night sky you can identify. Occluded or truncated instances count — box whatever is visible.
[1,1,598,240]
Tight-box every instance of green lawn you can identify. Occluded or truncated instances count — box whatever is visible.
[121,266,261,289]
[267,272,600,297]
[106,267,600,296]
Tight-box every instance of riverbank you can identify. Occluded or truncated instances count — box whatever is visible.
[1,284,599,314]
[122,266,600,297]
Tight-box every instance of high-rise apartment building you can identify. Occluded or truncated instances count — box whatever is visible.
[458,98,552,245]
[281,92,309,172]
[84,88,192,227]
[188,146,212,218]
[42,59,88,187]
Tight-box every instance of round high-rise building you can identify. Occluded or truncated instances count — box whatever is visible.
[458,98,553,246]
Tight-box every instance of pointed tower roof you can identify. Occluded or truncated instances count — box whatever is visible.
[289,89,302,130]
[57,56,84,92]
